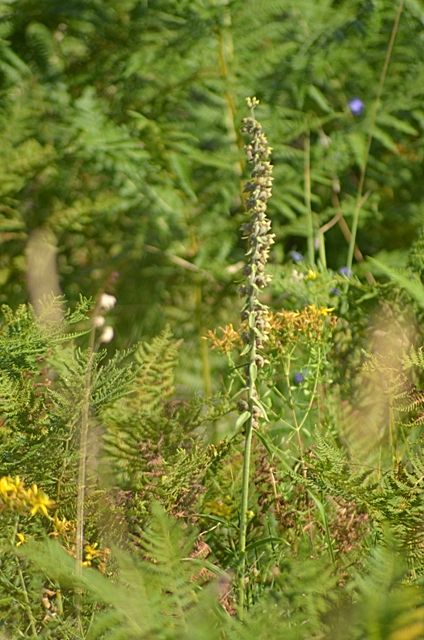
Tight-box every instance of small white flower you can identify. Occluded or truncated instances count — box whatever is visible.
[291,269,304,282]
[93,315,105,328]
[99,293,117,312]
[319,131,331,148]
[99,326,114,343]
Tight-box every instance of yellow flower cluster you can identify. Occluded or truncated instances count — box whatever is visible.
[206,305,337,354]
[270,304,337,344]
[205,497,234,520]
[49,514,75,540]
[0,475,54,518]
[305,269,319,281]
[83,542,111,573]
[49,515,110,573]
[206,323,242,353]
[1,477,110,573]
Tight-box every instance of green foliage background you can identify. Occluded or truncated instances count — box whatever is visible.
[2,0,424,638]
[2,0,424,351]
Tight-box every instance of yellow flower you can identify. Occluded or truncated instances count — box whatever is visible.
[84,543,101,561]
[28,484,54,518]
[206,323,242,353]
[307,304,335,316]
[318,306,335,316]
[0,476,16,495]
[50,514,74,537]
[306,270,318,281]
[16,532,27,547]
[205,498,233,519]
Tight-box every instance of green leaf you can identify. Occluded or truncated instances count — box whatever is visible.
[348,132,367,169]
[368,257,424,308]
[377,112,418,136]
[235,410,251,430]
[249,361,258,383]
[308,85,332,113]
[372,125,398,153]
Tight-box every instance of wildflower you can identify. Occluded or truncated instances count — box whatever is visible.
[206,324,241,353]
[93,315,105,328]
[239,96,274,429]
[306,269,318,281]
[309,304,335,316]
[0,476,17,496]
[319,130,331,148]
[270,304,337,345]
[291,269,304,282]
[99,326,114,343]
[338,266,352,277]
[82,543,110,571]
[348,97,365,116]
[16,532,27,547]
[293,372,305,385]
[330,287,341,297]
[205,498,233,519]
[83,543,102,565]
[289,250,303,263]
[28,484,54,518]
[50,514,74,538]
[0,475,31,513]
[99,293,116,312]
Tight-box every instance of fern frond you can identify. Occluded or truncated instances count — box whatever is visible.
[23,504,218,640]
[356,540,424,640]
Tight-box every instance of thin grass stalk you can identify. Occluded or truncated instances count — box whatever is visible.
[75,322,96,633]
[216,0,245,182]
[74,291,115,630]
[75,329,95,575]
[237,98,274,614]
[346,0,405,271]
[13,517,38,637]
[195,284,212,399]
[304,130,315,266]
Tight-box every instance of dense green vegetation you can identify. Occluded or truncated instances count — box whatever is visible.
[2,0,424,638]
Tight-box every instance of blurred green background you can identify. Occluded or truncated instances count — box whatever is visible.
[1,0,423,382]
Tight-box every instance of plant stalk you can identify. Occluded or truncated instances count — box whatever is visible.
[237,99,274,615]
[346,0,405,271]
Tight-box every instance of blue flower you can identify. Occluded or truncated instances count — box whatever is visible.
[289,250,303,263]
[348,97,365,116]
[330,287,341,297]
[293,372,305,385]
[338,266,352,278]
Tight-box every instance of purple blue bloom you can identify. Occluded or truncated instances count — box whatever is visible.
[338,266,352,278]
[289,250,303,263]
[293,372,305,385]
[348,97,365,116]
[330,287,341,297]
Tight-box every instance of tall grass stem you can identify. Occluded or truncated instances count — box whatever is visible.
[346,0,405,271]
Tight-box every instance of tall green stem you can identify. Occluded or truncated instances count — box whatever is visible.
[346,0,405,271]
[75,322,97,573]
[304,131,315,266]
[238,394,254,613]
[237,99,274,614]
[13,517,38,637]
[75,325,96,634]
